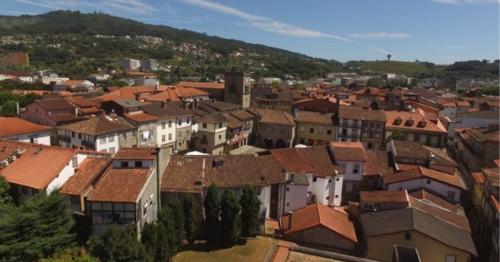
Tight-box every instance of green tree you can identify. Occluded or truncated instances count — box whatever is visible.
[167,199,185,248]
[141,223,159,260]
[183,195,200,245]
[0,192,76,261]
[0,176,13,210]
[89,225,145,262]
[203,184,220,245]
[239,186,261,237]
[220,190,241,246]
[158,206,177,260]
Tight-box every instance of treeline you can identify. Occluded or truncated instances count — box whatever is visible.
[0,91,40,116]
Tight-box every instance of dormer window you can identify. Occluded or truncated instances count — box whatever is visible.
[404,119,414,127]
[417,121,427,128]
[393,117,403,125]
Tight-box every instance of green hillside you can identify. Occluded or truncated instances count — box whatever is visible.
[345,60,439,76]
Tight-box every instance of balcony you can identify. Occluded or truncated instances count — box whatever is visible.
[82,140,96,149]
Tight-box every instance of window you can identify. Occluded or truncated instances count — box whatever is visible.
[72,156,78,168]
[286,187,290,192]
[162,122,166,129]
[162,135,166,142]
[313,177,317,182]
[342,128,347,135]
[71,132,75,138]
[310,127,314,133]
[327,129,332,135]
[219,123,223,128]
[427,179,431,184]
[445,255,457,262]
[202,123,207,128]
[447,191,456,201]
[121,161,129,168]
[218,134,222,140]
[178,120,182,125]
[78,134,82,139]
[135,161,143,168]
[168,120,172,127]
[353,164,360,174]
[168,133,172,140]
[404,232,412,240]
[108,135,114,143]
[109,147,116,154]
[187,118,191,124]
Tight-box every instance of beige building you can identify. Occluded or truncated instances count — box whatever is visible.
[193,113,227,155]
[361,207,477,262]
[294,111,336,146]
[252,109,295,148]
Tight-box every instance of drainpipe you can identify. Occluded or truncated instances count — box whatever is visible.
[155,147,161,216]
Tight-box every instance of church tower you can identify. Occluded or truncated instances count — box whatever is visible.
[224,67,251,108]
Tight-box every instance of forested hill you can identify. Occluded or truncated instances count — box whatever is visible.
[0,10,315,59]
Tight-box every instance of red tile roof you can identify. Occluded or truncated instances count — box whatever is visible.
[0,141,76,189]
[88,167,150,202]
[281,203,357,243]
[330,142,368,162]
[124,112,158,123]
[409,196,470,232]
[409,189,461,214]
[177,81,224,90]
[364,150,392,176]
[253,109,295,126]
[59,157,111,196]
[360,190,409,204]
[384,166,466,189]
[385,110,446,134]
[114,148,156,160]
[0,117,51,137]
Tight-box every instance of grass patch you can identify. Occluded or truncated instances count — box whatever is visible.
[174,237,275,262]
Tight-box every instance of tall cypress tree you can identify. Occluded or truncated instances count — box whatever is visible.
[203,184,220,246]
[240,185,261,237]
[220,190,241,246]
[167,198,185,248]
[183,195,200,245]
[159,206,177,259]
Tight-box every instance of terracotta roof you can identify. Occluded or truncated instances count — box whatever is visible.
[482,167,500,187]
[223,113,242,129]
[88,167,150,202]
[253,109,295,126]
[361,208,477,255]
[330,142,368,162]
[35,98,75,111]
[161,154,285,193]
[229,110,255,121]
[409,196,470,232]
[142,87,208,102]
[338,106,387,122]
[65,96,100,108]
[59,157,111,196]
[281,203,357,243]
[114,148,156,160]
[59,115,135,136]
[177,81,224,90]
[384,166,466,189]
[124,112,158,123]
[0,117,51,137]
[198,113,227,124]
[391,140,428,160]
[292,97,338,113]
[409,189,461,214]
[62,80,84,86]
[360,190,409,204]
[49,113,85,124]
[364,150,392,176]
[96,86,164,102]
[0,141,76,189]
[385,110,446,134]
[271,146,343,177]
[294,111,335,125]
[465,126,500,142]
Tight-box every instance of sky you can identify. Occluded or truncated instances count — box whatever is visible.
[2,0,499,64]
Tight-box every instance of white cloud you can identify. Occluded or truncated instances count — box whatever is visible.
[432,0,500,4]
[181,0,351,42]
[12,0,158,14]
[349,32,410,39]
[369,46,392,55]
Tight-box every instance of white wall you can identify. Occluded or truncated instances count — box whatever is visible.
[156,119,176,147]
[283,183,308,214]
[96,134,120,154]
[337,160,365,181]
[46,154,88,194]
[8,131,51,145]
[176,116,192,129]
[386,178,461,202]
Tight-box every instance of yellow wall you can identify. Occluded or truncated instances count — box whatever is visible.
[366,231,470,262]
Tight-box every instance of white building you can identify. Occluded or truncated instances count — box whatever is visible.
[57,115,137,154]
[0,117,52,145]
[123,58,141,70]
